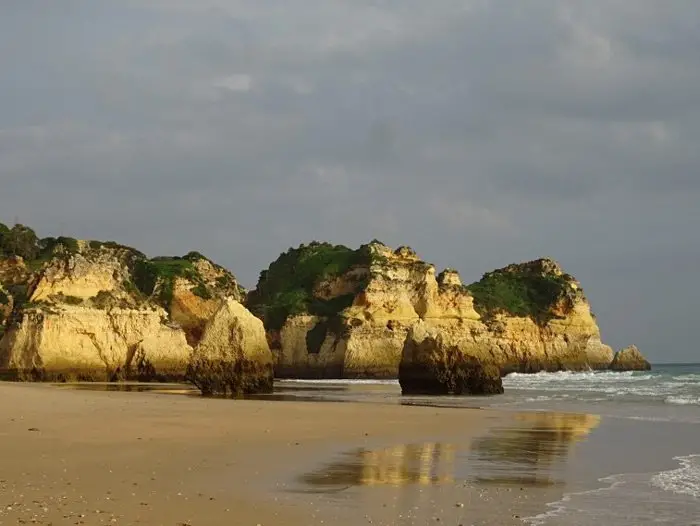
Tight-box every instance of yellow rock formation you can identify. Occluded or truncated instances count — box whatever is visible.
[0,242,253,384]
[187,298,273,395]
[0,304,191,380]
[273,243,614,378]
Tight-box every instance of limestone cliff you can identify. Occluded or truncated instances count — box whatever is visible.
[0,234,245,382]
[249,241,615,379]
[0,305,191,381]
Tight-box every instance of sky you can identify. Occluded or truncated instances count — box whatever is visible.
[1,1,698,362]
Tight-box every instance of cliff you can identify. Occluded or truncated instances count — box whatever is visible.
[1,225,648,387]
[0,227,248,382]
[249,241,618,379]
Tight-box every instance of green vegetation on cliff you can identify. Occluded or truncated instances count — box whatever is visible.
[1,221,241,317]
[130,251,240,309]
[465,261,576,323]
[0,288,8,336]
[0,223,144,272]
[248,242,375,331]
[0,223,40,260]
[133,257,212,307]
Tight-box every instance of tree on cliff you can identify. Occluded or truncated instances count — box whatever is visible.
[0,222,9,249]
[0,224,40,260]
[247,242,371,331]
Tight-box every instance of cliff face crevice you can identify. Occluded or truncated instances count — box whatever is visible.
[250,242,619,379]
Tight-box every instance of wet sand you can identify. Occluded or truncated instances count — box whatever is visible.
[0,383,573,525]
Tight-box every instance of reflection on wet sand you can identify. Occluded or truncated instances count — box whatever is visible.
[298,412,600,492]
[299,443,458,491]
[54,383,197,395]
[470,412,601,487]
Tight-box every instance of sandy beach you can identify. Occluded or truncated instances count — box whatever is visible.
[0,382,557,526]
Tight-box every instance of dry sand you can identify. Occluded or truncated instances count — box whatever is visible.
[0,383,547,525]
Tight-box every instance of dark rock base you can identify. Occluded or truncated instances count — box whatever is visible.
[399,358,504,396]
[0,366,188,383]
[273,364,399,380]
[186,359,274,397]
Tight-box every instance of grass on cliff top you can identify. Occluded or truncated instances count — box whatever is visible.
[248,242,376,331]
[465,270,573,324]
[133,257,215,308]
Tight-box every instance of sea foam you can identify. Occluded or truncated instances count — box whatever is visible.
[651,454,700,498]
[525,457,700,525]
[665,395,700,406]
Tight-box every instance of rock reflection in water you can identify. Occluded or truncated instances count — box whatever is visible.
[470,412,600,487]
[298,412,600,493]
[299,442,457,491]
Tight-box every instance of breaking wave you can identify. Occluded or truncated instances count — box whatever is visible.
[525,455,700,525]
[503,367,700,407]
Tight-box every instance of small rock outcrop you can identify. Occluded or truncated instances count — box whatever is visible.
[610,345,651,371]
[399,323,503,395]
[187,299,273,396]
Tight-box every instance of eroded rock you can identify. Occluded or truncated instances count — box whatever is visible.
[250,242,615,380]
[187,299,273,396]
[610,345,651,371]
[399,323,503,395]
[0,236,245,382]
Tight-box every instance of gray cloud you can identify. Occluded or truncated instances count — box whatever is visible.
[1,0,698,362]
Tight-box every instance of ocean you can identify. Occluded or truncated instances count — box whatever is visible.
[275,364,700,525]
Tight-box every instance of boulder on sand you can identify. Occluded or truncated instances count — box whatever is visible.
[399,323,503,395]
[187,299,274,396]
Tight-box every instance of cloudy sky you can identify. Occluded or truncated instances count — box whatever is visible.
[1,1,698,362]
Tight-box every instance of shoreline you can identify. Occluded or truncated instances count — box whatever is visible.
[0,381,566,526]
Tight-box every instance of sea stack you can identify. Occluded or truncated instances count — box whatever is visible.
[187,298,274,397]
[399,322,503,395]
[610,345,652,371]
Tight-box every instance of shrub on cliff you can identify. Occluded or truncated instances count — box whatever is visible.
[466,260,575,323]
[134,257,206,307]
[0,288,9,336]
[131,252,238,310]
[248,242,373,331]
[0,224,40,260]
[39,236,80,255]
